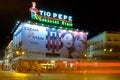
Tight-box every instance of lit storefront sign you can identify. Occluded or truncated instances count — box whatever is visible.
[29,2,73,27]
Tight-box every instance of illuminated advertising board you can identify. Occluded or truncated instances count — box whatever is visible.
[60,30,87,58]
[29,2,73,27]
[21,23,87,58]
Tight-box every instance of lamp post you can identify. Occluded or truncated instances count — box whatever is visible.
[15,50,25,65]
[103,48,113,59]
[15,50,25,59]
[15,50,25,72]
[104,48,112,54]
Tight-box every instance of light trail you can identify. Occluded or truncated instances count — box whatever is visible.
[56,62,120,67]
[64,69,120,74]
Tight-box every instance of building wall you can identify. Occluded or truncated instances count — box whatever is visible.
[4,40,13,70]
[87,31,120,59]
[12,22,87,60]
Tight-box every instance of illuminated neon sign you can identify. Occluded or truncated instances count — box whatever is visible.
[29,2,73,27]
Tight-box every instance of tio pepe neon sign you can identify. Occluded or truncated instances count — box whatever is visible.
[29,2,73,27]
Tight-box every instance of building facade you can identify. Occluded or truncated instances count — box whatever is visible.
[87,31,120,59]
[4,40,13,70]
[11,21,87,62]
[4,1,88,71]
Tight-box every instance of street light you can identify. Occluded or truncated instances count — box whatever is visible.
[15,50,25,55]
[103,48,112,53]
[15,51,19,55]
[109,49,112,52]
[104,49,107,52]
[15,50,25,60]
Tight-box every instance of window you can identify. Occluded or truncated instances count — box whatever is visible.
[114,38,117,41]
[108,38,112,41]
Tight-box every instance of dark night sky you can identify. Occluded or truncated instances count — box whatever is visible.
[0,0,120,50]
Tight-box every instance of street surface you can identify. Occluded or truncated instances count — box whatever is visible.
[0,71,120,80]
[0,60,120,80]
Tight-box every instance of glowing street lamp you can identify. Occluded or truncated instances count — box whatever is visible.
[15,50,25,58]
[104,49,107,52]
[109,49,112,52]
[15,51,19,55]
[103,48,112,53]
[21,51,25,55]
